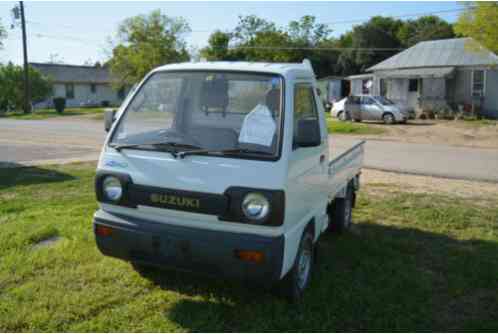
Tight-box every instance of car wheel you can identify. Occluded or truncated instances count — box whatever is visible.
[382,113,395,125]
[279,229,314,302]
[328,183,354,233]
[338,111,350,121]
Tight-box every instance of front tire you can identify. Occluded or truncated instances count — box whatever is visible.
[279,230,314,302]
[382,113,395,125]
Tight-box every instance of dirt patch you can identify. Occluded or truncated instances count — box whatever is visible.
[362,168,498,201]
[342,120,498,148]
[32,236,62,249]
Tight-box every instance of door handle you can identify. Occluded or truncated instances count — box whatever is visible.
[320,154,325,164]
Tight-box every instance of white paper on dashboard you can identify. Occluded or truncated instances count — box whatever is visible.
[238,104,276,147]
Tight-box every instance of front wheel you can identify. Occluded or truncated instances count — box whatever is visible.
[382,113,395,125]
[279,230,314,302]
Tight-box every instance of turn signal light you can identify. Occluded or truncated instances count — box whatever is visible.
[95,225,114,237]
[234,250,265,263]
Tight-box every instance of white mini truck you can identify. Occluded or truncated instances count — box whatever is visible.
[94,60,364,300]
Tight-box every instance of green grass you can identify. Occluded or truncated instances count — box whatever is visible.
[326,113,385,135]
[1,108,106,120]
[1,163,498,331]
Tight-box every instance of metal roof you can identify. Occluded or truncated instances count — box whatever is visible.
[30,63,113,84]
[347,73,375,80]
[367,38,498,72]
[376,67,455,79]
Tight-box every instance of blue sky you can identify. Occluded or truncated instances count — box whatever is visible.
[0,1,463,65]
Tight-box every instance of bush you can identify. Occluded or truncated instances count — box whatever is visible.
[53,97,66,114]
[101,100,110,107]
[0,63,52,113]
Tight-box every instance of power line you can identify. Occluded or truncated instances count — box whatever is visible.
[23,6,468,35]
[226,45,404,51]
[320,7,468,25]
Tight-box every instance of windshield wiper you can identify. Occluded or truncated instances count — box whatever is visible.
[110,141,201,153]
[176,147,273,159]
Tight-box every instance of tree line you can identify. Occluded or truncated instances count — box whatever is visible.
[0,3,497,112]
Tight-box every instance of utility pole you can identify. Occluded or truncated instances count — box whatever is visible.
[20,1,31,114]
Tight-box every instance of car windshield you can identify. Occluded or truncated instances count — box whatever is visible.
[110,71,283,158]
[374,96,395,106]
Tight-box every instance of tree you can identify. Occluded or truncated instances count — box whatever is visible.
[398,15,455,47]
[0,63,51,112]
[455,2,498,54]
[200,30,232,61]
[337,16,403,74]
[0,19,6,50]
[108,10,190,87]
[232,15,276,44]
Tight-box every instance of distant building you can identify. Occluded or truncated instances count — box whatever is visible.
[348,38,498,118]
[30,62,128,108]
[316,76,350,105]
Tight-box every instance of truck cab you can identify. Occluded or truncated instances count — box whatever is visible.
[94,60,364,301]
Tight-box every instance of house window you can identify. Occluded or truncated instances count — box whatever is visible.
[90,84,97,94]
[472,70,486,97]
[362,79,372,94]
[65,83,74,99]
[408,79,418,92]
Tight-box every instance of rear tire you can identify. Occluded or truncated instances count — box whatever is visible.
[328,183,354,233]
[279,230,314,302]
[131,261,155,275]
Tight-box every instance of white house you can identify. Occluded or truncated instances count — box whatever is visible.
[348,38,498,118]
[31,62,128,108]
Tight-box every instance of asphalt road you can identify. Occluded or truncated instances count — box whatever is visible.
[1,118,497,182]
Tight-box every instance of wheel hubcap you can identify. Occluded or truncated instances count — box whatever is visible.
[297,242,312,290]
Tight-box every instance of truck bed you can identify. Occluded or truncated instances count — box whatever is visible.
[328,140,365,199]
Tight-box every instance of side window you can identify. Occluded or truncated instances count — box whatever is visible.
[293,84,320,147]
[472,70,485,97]
[65,83,74,99]
[361,96,373,105]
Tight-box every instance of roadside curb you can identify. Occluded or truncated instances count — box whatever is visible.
[364,165,498,184]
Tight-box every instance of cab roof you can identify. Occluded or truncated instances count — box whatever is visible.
[153,61,316,80]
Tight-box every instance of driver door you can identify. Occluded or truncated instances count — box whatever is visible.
[361,96,381,120]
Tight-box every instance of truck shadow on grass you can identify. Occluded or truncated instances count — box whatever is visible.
[0,164,75,190]
[137,222,498,331]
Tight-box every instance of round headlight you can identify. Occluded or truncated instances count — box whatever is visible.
[102,176,123,202]
[241,193,270,221]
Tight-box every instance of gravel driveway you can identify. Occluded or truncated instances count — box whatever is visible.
[1,117,498,183]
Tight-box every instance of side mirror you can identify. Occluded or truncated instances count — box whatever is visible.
[104,108,117,132]
[295,119,321,148]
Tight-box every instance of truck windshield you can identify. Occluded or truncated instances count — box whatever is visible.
[110,71,283,159]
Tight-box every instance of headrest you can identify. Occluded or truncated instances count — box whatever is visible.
[265,88,281,114]
[200,76,229,110]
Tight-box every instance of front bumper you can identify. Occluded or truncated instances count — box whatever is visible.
[93,210,284,285]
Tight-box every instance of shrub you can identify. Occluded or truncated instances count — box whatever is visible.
[0,63,51,113]
[53,97,66,114]
[101,100,110,107]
